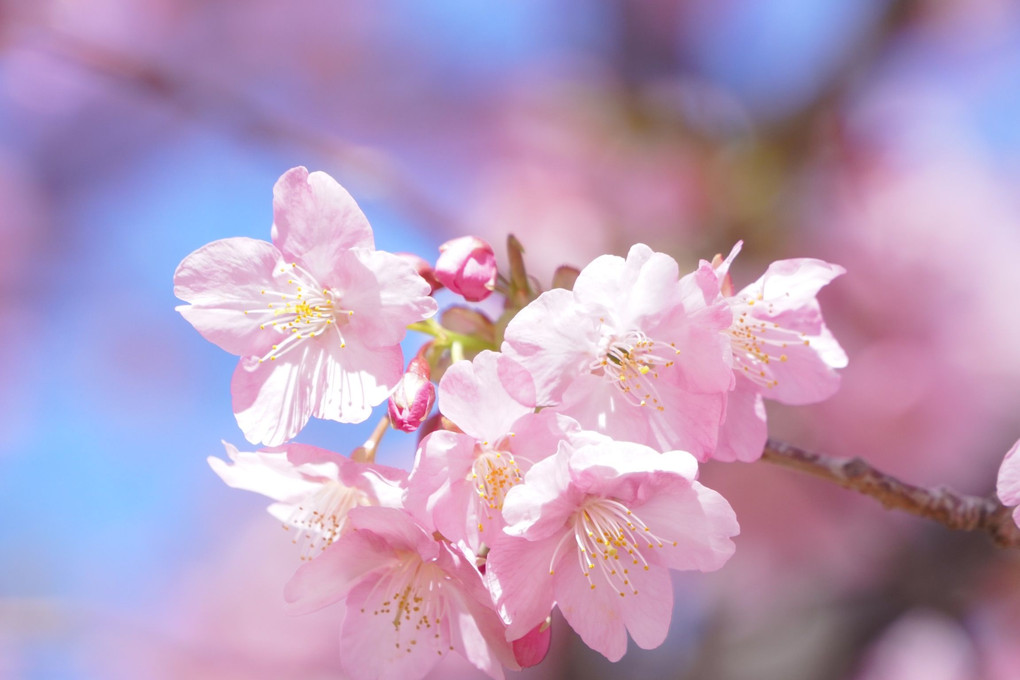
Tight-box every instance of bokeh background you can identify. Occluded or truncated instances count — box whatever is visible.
[3,0,1020,678]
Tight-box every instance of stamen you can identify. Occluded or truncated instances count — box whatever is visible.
[243,266,353,363]
[284,481,370,560]
[469,440,523,532]
[590,328,679,410]
[569,498,675,596]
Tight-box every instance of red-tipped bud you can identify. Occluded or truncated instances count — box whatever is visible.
[435,236,498,302]
[396,252,443,295]
[512,618,552,668]
[388,357,436,432]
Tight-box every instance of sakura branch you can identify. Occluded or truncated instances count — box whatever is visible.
[759,438,1020,548]
[174,167,1020,680]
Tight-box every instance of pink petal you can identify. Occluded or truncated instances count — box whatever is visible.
[634,480,739,572]
[230,353,317,446]
[347,506,441,560]
[614,565,674,651]
[338,576,447,680]
[438,351,534,441]
[651,303,734,394]
[404,431,477,544]
[283,529,396,615]
[270,167,374,279]
[553,565,629,662]
[501,451,578,541]
[174,237,286,356]
[484,532,560,641]
[207,442,320,502]
[714,377,768,463]
[511,621,552,668]
[566,439,699,502]
[748,257,845,310]
[558,374,724,461]
[501,288,601,405]
[443,556,516,678]
[312,341,403,425]
[339,249,438,348]
[506,411,581,469]
[996,439,1020,508]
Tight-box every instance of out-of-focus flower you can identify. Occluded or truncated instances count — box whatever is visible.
[854,610,978,680]
[388,356,436,432]
[284,506,518,680]
[435,236,498,302]
[405,350,579,550]
[502,243,732,459]
[208,441,407,561]
[486,435,738,661]
[174,167,437,445]
[996,438,1020,527]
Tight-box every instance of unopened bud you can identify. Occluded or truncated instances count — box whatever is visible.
[388,357,436,432]
[435,236,498,302]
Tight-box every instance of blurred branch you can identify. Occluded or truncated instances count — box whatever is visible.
[762,438,1020,548]
[32,28,454,232]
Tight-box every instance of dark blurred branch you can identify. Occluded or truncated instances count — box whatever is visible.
[32,28,453,232]
[762,438,1020,548]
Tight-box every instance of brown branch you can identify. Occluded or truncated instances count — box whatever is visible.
[762,438,1020,548]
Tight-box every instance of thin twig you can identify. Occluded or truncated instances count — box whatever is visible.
[761,438,1020,548]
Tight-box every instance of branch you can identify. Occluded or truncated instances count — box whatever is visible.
[761,438,1020,548]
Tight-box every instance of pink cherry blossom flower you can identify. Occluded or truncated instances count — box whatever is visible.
[435,236,498,302]
[284,506,518,680]
[388,356,436,432]
[996,439,1020,528]
[709,242,847,462]
[209,441,407,560]
[485,434,739,661]
[404,350,580,551]
[174,167,438,445]
[501,243,733,459]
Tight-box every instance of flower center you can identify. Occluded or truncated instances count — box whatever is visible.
[728,293,806,389]
[362,557,452,655]
[469,440,522,533]
[245,262,355,363]
[283,480,370,561]
[551,497,676,597]
[590,327,679,411]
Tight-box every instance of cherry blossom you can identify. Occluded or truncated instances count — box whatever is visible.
[284,506,518,680]
[209,441,407,560]
[709,242,847,461]
[174,167,437,445]
[404,350,580,550]
[485,434,739,661]
[501,243,733,459]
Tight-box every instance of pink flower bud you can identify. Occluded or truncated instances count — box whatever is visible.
[388,357,436,432]
[512,618,552,668]
[395,252,443,295]
[435,236,498,302]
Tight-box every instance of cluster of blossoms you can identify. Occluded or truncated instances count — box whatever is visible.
[174,167,847,680]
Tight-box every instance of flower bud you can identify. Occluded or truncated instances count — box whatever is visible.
[435,236,498,302]
[388,357,436,432]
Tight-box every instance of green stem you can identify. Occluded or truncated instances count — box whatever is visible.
[407,319,497,353]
